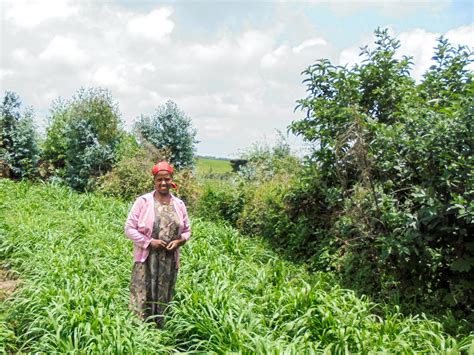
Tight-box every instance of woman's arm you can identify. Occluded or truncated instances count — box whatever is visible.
[166,201,191,251]
[124,198,152,249]
[180,202,191,242]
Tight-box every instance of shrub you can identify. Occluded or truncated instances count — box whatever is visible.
[43,88,122,191]
[288,29,474,320]
[97,133,164,201]
[193,180,245,225]
[0,91,40,179]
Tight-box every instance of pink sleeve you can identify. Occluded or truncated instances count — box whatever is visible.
[180,202,191,241]
[124,197,152,249]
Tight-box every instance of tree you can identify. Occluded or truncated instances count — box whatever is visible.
[43,88,122,191]
[0,91,40,179]
[134,100,197,170]
[288,28,473,318]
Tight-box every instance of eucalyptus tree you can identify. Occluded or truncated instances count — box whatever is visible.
[134,100,198,170]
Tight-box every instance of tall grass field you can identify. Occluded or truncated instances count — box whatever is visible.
[1,180,473,353]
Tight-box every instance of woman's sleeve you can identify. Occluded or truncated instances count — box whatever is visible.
[124,198,152,249]
[180,202,191,241]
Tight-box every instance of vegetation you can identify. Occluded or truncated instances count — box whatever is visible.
[287,30,473,321]
[134,100,198,170]
[96,132,165,201]
[0,91,40,179]
[180,31,474,333]
[1,28,473,351]
[1,180,473,353]
[42,88,122,191]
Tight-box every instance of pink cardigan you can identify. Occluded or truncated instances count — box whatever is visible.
[124,191,191,267]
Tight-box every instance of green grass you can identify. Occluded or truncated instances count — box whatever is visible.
[1,179,473,353]
[195,157,232,176]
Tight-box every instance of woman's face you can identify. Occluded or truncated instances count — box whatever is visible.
[154,171,172,195]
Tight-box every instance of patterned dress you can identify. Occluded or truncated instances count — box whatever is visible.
[130,199,181,327]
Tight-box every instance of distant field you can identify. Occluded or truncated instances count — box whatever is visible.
[195,157,232,175]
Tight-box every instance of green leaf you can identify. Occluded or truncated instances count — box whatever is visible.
[450,258,473,272]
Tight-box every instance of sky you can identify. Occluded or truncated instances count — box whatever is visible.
[1,0,473,158]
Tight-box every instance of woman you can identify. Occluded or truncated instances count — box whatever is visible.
[124,161,191,327]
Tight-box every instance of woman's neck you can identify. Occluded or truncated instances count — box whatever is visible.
[154,191,171,203]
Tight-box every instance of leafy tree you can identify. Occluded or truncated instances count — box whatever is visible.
[43,88,122,191]
[0,91,40,179]
[287,28,473,320]
[134,100,197,170]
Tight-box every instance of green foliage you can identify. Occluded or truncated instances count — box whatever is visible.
[98,132,201,202]
[191,135,300,232]
[1,179,472,352]
[0,91,40,179]
[43,88,122,191]
[95,134,155,201]
[421,37,473,106]
[238,132,300,182]
[288,28,473,320]
[134,100,197,170]
[193,180,245,225]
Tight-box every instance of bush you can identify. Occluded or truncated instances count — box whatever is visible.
[0,91,40,180]
[97,133,163,201]
[43,88,122,191]
[191,138,306,260]
[193,180,245,225]
[288,29,474,321]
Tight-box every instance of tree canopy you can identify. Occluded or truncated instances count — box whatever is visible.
[288,28,473,314]
[0,91,40,179]
[43,87,122,191]
[134,100,198,170]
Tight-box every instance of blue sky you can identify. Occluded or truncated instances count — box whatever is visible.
[1,0,473,157]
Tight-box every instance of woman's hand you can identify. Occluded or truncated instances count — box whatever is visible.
[166,238,185,251]
[150,239,168,250]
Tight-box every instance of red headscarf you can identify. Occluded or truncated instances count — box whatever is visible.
[152,161,177,189]
[152,161,173,175]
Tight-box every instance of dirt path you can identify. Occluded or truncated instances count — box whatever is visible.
[0,268,17,301]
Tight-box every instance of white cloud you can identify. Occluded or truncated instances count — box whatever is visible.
[338,45,362,67]
[237,30,273,59]
[445,24,474,48]
[4,0,78,28]
[134,63,156,74]
[292,37,327,53]
[190,30,274,63]
[199,117,236,140]
[12,48,35,64]
[261,45,288,68]
[127,7,174,42]
[0,69,14,80]
[1,0,469,157]
[398,29,439,80]
[338,25,473,81]
[38,35,87,66]
[190,41,228,62]
[92,66,127,91]
[321,0,452,17]
[398,24,473,81]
